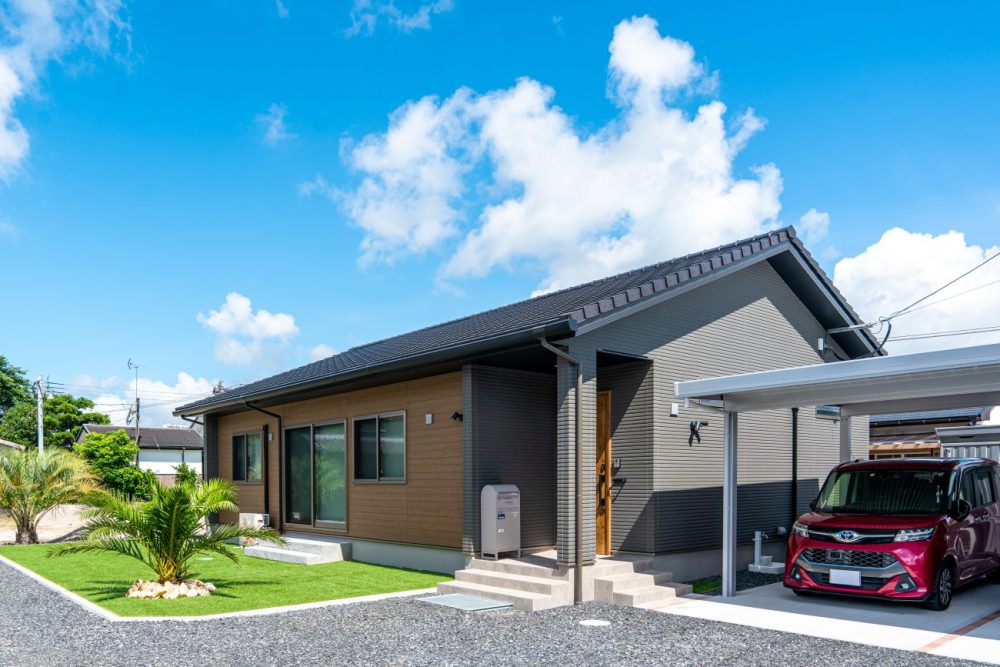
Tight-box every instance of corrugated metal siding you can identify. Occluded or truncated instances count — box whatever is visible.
[598,361,654,553]
[570,260,860,553]
[203,414,219,480]
[463,365,556,554]
[556,356,578,564]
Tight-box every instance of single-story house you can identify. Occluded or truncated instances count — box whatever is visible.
[76,424,204,483]
[868,406,989,459]
[175,227,878,584]
[0,437,25,451]
[937,421,1000,461]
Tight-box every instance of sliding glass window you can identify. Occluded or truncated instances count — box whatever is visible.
[353,412,406,482]
[232,432,262,482]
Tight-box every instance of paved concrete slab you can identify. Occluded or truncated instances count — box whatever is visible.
[650,581,1000,664]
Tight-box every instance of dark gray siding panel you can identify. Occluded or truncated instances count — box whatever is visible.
[598,361,654,553]
[203,414,219,480]
[464,365,556,554]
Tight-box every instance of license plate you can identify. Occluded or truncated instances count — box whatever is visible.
[829,569,861,587]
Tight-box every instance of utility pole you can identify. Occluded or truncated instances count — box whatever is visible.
[33,376,44,453]
[128,359,143,464]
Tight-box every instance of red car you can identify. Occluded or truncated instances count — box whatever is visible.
[785,457,1000,610]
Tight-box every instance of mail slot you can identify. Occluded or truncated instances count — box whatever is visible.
[481,484,521,560]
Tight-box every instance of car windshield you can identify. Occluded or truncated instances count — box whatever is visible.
[814,468,955,515]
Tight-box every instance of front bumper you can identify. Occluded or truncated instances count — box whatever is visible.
[784,540,934,600]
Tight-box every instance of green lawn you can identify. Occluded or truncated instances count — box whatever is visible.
[0,543,450,617]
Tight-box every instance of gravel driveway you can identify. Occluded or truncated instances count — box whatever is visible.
[0,560,985,667]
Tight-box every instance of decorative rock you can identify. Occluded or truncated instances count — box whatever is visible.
[125,578,217,600]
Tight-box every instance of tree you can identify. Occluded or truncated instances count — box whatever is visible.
[49,479,283,590]
[173,461,198,487]
[0,448,97,544]
[74,429,155,500]
[0,355,30,417]
[43,394,109,449]
[0,393,110,449]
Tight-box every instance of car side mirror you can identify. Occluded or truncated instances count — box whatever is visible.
[952,499,972,521]
[808,500,817,512]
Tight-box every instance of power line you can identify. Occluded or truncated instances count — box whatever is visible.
[894,277,1000,319]
[888,248,1000,319]
[891,325,1000,342]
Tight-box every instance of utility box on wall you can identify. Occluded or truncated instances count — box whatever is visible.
[481,484,521,560]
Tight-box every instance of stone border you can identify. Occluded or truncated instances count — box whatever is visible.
[0,554,438,623]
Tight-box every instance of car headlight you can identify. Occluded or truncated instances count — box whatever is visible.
[894,527,936,542]
[792,520,810,538]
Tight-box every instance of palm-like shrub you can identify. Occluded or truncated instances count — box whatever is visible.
[0,448,96,544]
[49,478,283,585]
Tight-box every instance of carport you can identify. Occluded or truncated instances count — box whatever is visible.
[674,342,1000,598]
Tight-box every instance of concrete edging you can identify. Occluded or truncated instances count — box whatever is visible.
[0,553,438,623]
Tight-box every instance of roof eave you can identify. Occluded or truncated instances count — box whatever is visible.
[174,317,578,417]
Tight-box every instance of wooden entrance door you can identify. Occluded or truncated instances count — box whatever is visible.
[596,390,612,555]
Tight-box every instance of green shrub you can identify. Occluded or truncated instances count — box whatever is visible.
[74,429,155,500]
[173,461,198,487]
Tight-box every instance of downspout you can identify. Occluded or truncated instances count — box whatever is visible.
[246,402,281,531]
[791,407,799,526]
[537,336,584,606]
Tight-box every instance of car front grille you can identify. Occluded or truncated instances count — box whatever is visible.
[801,548,897,569]
[809,571,885,590]
[806,528,896,545]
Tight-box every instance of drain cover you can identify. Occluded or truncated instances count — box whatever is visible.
[579,619,611,627]
[420,594,512,611]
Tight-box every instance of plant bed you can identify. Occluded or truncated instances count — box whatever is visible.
[0,543,450,617]
[687,570,784,595]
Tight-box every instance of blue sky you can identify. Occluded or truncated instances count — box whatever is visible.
[2,1,1000,425]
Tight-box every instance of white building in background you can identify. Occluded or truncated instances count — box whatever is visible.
[76,424,203,483]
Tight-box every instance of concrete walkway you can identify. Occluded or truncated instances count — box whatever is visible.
[649,581,1000,664]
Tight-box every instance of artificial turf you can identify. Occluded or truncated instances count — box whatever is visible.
[0,543,450,617]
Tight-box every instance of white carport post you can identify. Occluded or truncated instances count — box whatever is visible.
[839,415,852,462]
[722,410,739,598]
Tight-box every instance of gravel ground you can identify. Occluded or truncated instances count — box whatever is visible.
[0,561,985,667]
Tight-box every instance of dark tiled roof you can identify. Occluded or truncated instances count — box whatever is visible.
[870,407,991,426]
[78,424,204,449]
[178,227,869,415]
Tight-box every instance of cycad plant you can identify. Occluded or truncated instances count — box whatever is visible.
[0,448,96,544]
[49,478,283,586]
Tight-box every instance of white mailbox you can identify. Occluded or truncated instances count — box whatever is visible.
[481,484,521,560]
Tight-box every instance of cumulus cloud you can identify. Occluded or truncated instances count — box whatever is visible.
[313,15,783,292]
[197,293,299,365]
[309,343,336,361]
[346,0,454,37]
[797,208,829,247]
[77,373,216,427]
[275,0,289,18]
[0,0,130,181]
[257,103,296,146]
[834,228,1000,354]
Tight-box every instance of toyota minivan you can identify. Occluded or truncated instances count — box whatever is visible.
[785,457,1000,610]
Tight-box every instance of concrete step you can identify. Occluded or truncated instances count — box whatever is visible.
[467,557,566,580]
[436,580,561,612]
[593,570,674,602]
[283,537,352,560]
[591,558,654,577]
[244,545,334,565]
[455,569,571,597]
[612,582,693,607]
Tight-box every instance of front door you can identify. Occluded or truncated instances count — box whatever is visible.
[596,390,612,555]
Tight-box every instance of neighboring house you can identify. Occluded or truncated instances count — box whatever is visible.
[937,420,1000,462]
[175,227,879,582]
[76,424,204,483]
[868,407,989,459]
[0,438,25,451]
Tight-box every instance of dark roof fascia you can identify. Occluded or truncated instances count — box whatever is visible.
[138,443,205,451]
[175,317,576,417]
[573,242,789,336]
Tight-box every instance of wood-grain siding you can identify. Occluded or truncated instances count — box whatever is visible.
[213,372,464,549]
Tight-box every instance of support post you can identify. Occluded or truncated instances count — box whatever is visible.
[722,411,739,598]
[839,415,853,462]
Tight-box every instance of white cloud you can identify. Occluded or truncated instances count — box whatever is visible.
[0,0,130,181]
[197,293,299,365]
[346,0,454,37]
[275,0,289,18]
[75,373,216,428]
[314,16,783,292]
[797,208,830,247]
[257,103,296,146]
[309,343,336,361]
[834,228,1000,354]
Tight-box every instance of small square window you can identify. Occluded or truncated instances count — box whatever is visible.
[354,413,405,482]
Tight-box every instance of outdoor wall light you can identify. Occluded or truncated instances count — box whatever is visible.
[451,411,464,422]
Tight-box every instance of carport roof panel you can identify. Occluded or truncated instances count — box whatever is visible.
[674,343,1000,415]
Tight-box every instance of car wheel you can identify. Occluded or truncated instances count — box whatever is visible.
[924,562,954,611]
